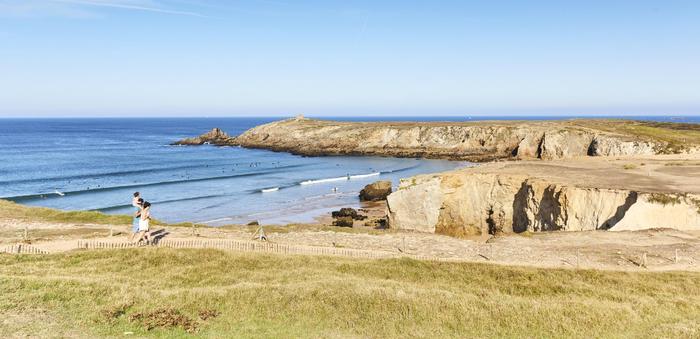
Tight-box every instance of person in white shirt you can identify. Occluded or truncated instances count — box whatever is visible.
[129,192,141,242]
[135,201,152,245]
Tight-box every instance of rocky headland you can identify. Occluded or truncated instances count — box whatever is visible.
[175,117,700,237]
[174,116,700,161]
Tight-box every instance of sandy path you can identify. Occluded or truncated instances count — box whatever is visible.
[3,217,699,272]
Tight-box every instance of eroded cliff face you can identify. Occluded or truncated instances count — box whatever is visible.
[387,172,700,236]
[186,118,664,161]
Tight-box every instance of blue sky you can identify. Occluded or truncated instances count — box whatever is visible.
[0,0,699,117]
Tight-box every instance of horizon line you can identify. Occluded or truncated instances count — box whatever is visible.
[1,113,699,119]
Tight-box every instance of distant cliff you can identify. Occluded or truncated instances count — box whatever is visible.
[173,117,699,161]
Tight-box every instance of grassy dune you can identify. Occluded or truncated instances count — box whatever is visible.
[1,249,699,338]
[0,199,132,225]
[0,199,386,236]
[0,199,202,228]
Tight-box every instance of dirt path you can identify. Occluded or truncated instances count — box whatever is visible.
[3,217,698,272]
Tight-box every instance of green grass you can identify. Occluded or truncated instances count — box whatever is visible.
[0,199,385,236]
[570,120,700,154]
[647,193,682,206]
[233,222,391,235]
[0,199,205,229]
[1,249,699,338]
[0,199,131,225]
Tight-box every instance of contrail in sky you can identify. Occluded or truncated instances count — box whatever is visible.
[49,0,207,17]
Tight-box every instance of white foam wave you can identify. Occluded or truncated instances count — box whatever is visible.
[299,172,381,185]
[349,172,380,179]
[299,176,348,185]
[261,187,279,193]
[200,217,233,224]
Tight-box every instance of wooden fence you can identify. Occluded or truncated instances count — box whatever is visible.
[0,243,49,255]
[76,238,399,260]
[3,238,463,262]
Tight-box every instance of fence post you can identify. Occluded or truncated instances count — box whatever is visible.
[675,249,679,264]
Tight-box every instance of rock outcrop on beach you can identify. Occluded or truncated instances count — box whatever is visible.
[330,207,367,227]
[359,181,393,201]
[174,117,699,161]
[387,158,700,237]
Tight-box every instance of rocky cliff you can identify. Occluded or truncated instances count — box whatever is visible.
[387,162,700,236]
[174,117,699,161]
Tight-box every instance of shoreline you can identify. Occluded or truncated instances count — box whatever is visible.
[2,117,700,272]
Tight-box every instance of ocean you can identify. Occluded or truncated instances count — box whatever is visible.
[1,115,698,225]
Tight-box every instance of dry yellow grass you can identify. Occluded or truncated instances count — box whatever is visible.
[1,249,699,338]
[0,199,388,237]
[0,199,132,225]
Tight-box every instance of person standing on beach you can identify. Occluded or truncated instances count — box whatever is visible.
[136,201,152,245]
[130,192,141,242]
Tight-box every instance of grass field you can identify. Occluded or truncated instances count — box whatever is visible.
[1,249,699,338]
[0,199,132,225]
[570,120,700,153]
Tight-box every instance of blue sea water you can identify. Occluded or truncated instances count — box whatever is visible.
[0,115,698,225]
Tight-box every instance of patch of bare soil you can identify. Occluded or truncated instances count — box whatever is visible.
[466,153,700,194]
[6,214,699,272]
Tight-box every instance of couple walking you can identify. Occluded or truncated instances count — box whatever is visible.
[130,192,152,244]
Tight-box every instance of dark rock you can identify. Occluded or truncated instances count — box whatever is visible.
[333,216,354,227]
[331,208,358,219]
[172,128,235,146]
[331,207,368,221]
[247,220,259,226]
[359,180,392,201]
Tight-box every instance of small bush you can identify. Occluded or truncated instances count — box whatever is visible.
[647,193,681,206]
[129,308,198,333]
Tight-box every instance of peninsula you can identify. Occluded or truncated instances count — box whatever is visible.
[176,117,700,237]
